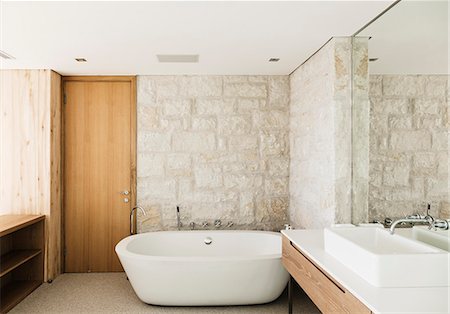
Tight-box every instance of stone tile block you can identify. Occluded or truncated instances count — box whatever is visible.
[194,166,223,188]
[236,99,261,113]
[167,154,191,176]
[224,82,267,98]
[195,99,235,115]
[173,132,216,152]
[432,131,448,150]
[388,116,412,129]
[425,76,447,97]
[383,165,410,187]
[137,177,176,201]
[413,152,436,169]
[390,130,431,151]
[260,131,288,157]
[228,135,258,150]
[268,76,290,108]
[138,106,160,130]
[382,75,425,97]
[161,98,191,116]
[267,158,289,177]
[137,153,165,177]
[437,152,448,175]
[154,76,179,98]
[224,174,263,190]
[192,116,217,131]
[218,115,252,135]
[265,178,288,196]
[138,132,171,152]
[179,76,222,97]
[254,111,289,130]
[371,98,410,115]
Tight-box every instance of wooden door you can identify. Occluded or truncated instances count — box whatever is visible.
[63,77,136,272]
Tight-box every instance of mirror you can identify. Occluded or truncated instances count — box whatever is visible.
[351,0,449,224]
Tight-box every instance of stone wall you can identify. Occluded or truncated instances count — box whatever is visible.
[289,37,353,228]
[137,76,290,231]
[368,75,449,220]
[351,37,370,224]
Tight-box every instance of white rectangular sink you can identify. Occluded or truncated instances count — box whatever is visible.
[412,226,450,252]
[324,227,449,287]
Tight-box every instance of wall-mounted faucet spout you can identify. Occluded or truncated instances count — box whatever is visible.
[389,217,432,234]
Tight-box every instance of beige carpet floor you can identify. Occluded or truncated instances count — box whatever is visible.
[10,273,319,314]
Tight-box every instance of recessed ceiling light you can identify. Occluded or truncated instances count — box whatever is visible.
[268,58,280,62]
[0,50,15,59]
[75,58,87,62]
[369,58,379,62]
[157,54,199,63]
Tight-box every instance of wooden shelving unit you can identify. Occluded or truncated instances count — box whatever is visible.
[0,215,45,313]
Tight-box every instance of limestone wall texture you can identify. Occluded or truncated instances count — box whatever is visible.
[137,75,290,231]
[289,38,353,228]
[368,75,449,220]
[351,37,370,224]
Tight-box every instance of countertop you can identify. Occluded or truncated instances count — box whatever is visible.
[281,229,450,314]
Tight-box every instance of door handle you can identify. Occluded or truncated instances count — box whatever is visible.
[121,190,130,195]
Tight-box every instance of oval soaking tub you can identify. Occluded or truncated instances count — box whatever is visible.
[115,230,289,306]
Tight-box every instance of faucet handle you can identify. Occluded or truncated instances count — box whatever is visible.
[406,213,423,219]
[431,219,448,230]
[284,224,293,230]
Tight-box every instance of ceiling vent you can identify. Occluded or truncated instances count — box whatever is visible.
[0,50,15,59]
[157,54,199,63]
[268,58,280,62]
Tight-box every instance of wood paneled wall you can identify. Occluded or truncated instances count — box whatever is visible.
[0,70,62,281]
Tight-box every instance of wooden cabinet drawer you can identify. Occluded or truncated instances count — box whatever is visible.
[282,236,371,314]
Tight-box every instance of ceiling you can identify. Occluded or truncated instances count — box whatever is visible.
[0,1,393,75]
[360,0,448,75]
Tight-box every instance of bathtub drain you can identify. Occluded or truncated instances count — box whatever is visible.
[204,237,212,245]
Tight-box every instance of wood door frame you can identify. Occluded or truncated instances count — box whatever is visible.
[61,76,136,273]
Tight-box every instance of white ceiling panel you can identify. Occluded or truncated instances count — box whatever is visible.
[0,1,393,75]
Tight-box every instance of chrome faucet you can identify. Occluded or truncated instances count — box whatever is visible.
[130,206,147,235]
[390,204,439,235]
[389,217,433,234]
[214,219,222,228]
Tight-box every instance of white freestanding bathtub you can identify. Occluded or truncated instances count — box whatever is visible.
[115,230,289,306]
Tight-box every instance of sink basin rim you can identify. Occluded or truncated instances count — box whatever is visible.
[323,227,449,287]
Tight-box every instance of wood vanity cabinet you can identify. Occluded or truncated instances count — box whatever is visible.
[282,236,371,314]
[0,215,45,313]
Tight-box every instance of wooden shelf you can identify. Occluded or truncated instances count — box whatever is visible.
[0,215,45,237]
[0,280,41,313]
[0,215,44,313]
[0,250,42,277]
